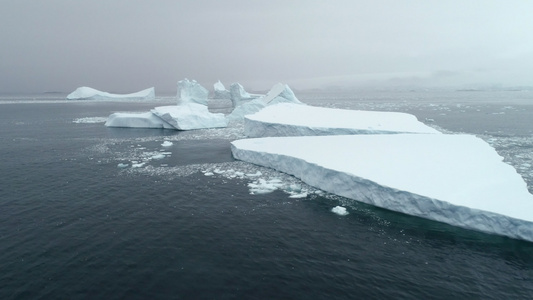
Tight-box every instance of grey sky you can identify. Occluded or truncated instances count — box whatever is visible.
[1,0,532,94]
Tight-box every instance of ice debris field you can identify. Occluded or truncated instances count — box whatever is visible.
[94,78,533,242]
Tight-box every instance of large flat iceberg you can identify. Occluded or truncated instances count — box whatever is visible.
[231,134,533,242]
[244,103,440,137]
[67,87,155,100]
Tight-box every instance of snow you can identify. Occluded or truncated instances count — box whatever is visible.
[231,134,533,242]
[105,112,175,129]
[331,206,349,216]
[177,79,209,106]
[67,87,155,100]
[151,104,227,130]
[244,103,441,137]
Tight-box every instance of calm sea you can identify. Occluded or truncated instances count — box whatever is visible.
[1,90,532,299]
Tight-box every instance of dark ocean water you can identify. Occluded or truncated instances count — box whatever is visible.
[1,91,533,299]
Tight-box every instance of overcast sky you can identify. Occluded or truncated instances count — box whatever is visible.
[1,0,532,94]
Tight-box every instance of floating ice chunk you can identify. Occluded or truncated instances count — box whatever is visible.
[117,163,129,168]
[105,112,174,129]
[248,179,277,194]
[161,141,173,147]
[244,103,441,137]
[151,154,166,160]
[177,79,208,106]
[67,86,155,100]
[331,206,349,216]
[73,117,108,123]
[231,134,533,242]
[246,171,262,177]
[289,192,308,199]
[131,162,146,168]
[214,169,225,174]
[151,104,228,130]
[204,172,214,176]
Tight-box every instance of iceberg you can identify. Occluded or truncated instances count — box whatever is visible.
[226,98,267,122]
[105,112,174,129]
[213,80,230,99]
[229,83,262,108]
[177,79,209,106]
[67,86,155,100]
[106,79,228,130]
[226,83,301,122]
[260,83,302,105]
[231,134,533,242]
[151,104,227,130]
[244,103,440,138]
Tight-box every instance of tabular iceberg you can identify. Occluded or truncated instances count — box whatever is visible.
[244,103,440,138]
[67,87,155,100]
[231,134,533,242]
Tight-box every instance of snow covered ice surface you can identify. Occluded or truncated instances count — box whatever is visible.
[231,134,533,242]
[244,103,440,138]
[67,86,155,100]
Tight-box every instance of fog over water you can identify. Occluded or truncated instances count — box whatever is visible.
[1,1,533,94]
